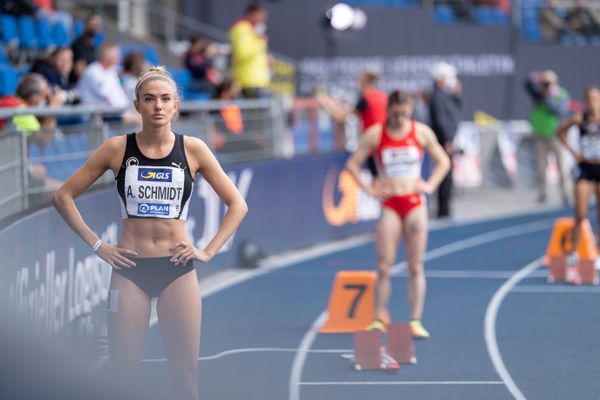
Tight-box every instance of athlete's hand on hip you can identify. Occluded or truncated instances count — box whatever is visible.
[416,179,434,195]
[368,179,392,201]
[96,244,138,270]
[170,241,212,266]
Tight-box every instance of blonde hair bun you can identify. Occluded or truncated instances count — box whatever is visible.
[135,65,178,99]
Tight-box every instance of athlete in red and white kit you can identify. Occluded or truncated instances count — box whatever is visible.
[345,90,450,338]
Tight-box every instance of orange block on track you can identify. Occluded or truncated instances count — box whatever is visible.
[319,270,388,333]
[545,218,598,262]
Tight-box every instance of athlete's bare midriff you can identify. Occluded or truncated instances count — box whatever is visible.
[379,176,422,197]
[119,218,191,257]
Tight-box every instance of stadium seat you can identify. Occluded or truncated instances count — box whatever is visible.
[17,16,38,49]
[474,7,494,25]
[144,46,160,65]
[433,5,455,24]
[491,7,509,26]
[0,64,18,95]
[35,18,54,50]
[0,45,9,64]
[51,21,70,47]
[1,14,19,47]
[73,19,84,39]
[171,68,191,98]
[522,19,541,41]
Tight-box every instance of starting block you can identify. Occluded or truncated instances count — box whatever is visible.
[349,323,416,373]
[545,219,599,285]
[387,323,417,364]
[353,330,399,373]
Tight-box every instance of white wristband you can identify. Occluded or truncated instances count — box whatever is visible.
[92,239,102,252]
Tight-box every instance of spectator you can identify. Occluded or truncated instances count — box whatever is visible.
[565,0,600,41]
[539,0,567,42]
[70,14,102,84]
[0,73,64,189]
[77,43,138,123]
[12,73,63,138]
[30,47,79,105]
[120,51,147,102]
[77,43,129,109]
[183,34,219,96]
[209,77,244,150]
[229,2,271,99]
[316,68,387,177]
[429,62,462,219]
[525,70,570,204]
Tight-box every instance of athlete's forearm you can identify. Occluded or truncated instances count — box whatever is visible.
[345,160,370,193]
[202,200,248,258]
[426,156,451,192]
[52,191,100,248]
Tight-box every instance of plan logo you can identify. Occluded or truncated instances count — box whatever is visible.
[138,168,172,182]
[138,203,170,216]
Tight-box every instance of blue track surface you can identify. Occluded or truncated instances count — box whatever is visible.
[141,209,600,400]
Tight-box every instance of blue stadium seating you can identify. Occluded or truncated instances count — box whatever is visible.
[491,7,509,26]
[522,18,541,41]
[1,14,19,47]
[28,131,89,181]
[433,5,455,24]
[474,6,494,25]
[17,16,38,49]
[144,46,159,65]
[73,19,84,39]
[170,68,211,101]
[35,18,54,50]
[0,64,18,96]
[0,46,8,64]
[51,21,70,47]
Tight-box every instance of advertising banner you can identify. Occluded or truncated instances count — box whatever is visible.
[0,153,379,335]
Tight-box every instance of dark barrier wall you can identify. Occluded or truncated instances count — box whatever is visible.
[187,1,600,120]
[1,152,379,335]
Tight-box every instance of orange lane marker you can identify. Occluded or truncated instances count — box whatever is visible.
[319,270,389,333]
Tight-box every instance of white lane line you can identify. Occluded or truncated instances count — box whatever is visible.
[290,219,554,400]
[512,285,600,293]
[289,312,328,400]
[484,256,543,400]
[391,219,554,275]
[401,270,543,279]
[300,381,504,386]
[141,347,352,363]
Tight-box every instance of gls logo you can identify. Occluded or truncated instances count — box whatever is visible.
[138,168,172,182]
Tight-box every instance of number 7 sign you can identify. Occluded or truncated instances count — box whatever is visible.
[319,270,389,333]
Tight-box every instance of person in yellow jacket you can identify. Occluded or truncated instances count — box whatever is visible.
[229,2,271,98]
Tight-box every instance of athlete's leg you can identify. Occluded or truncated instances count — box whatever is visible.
[594,182,600,245]
[550,137,570,203]
[402,205,428,321]
[107,272,152,379]
[573,179,593,252]
[535,137,550,201]
[374,208,402,321]
[156,270,201,400]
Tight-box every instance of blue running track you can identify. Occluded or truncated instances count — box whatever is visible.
[140,209,600,400]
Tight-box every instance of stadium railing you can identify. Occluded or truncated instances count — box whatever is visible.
[0,97,344,224]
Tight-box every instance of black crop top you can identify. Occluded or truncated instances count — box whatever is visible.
[115,133,194,220]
